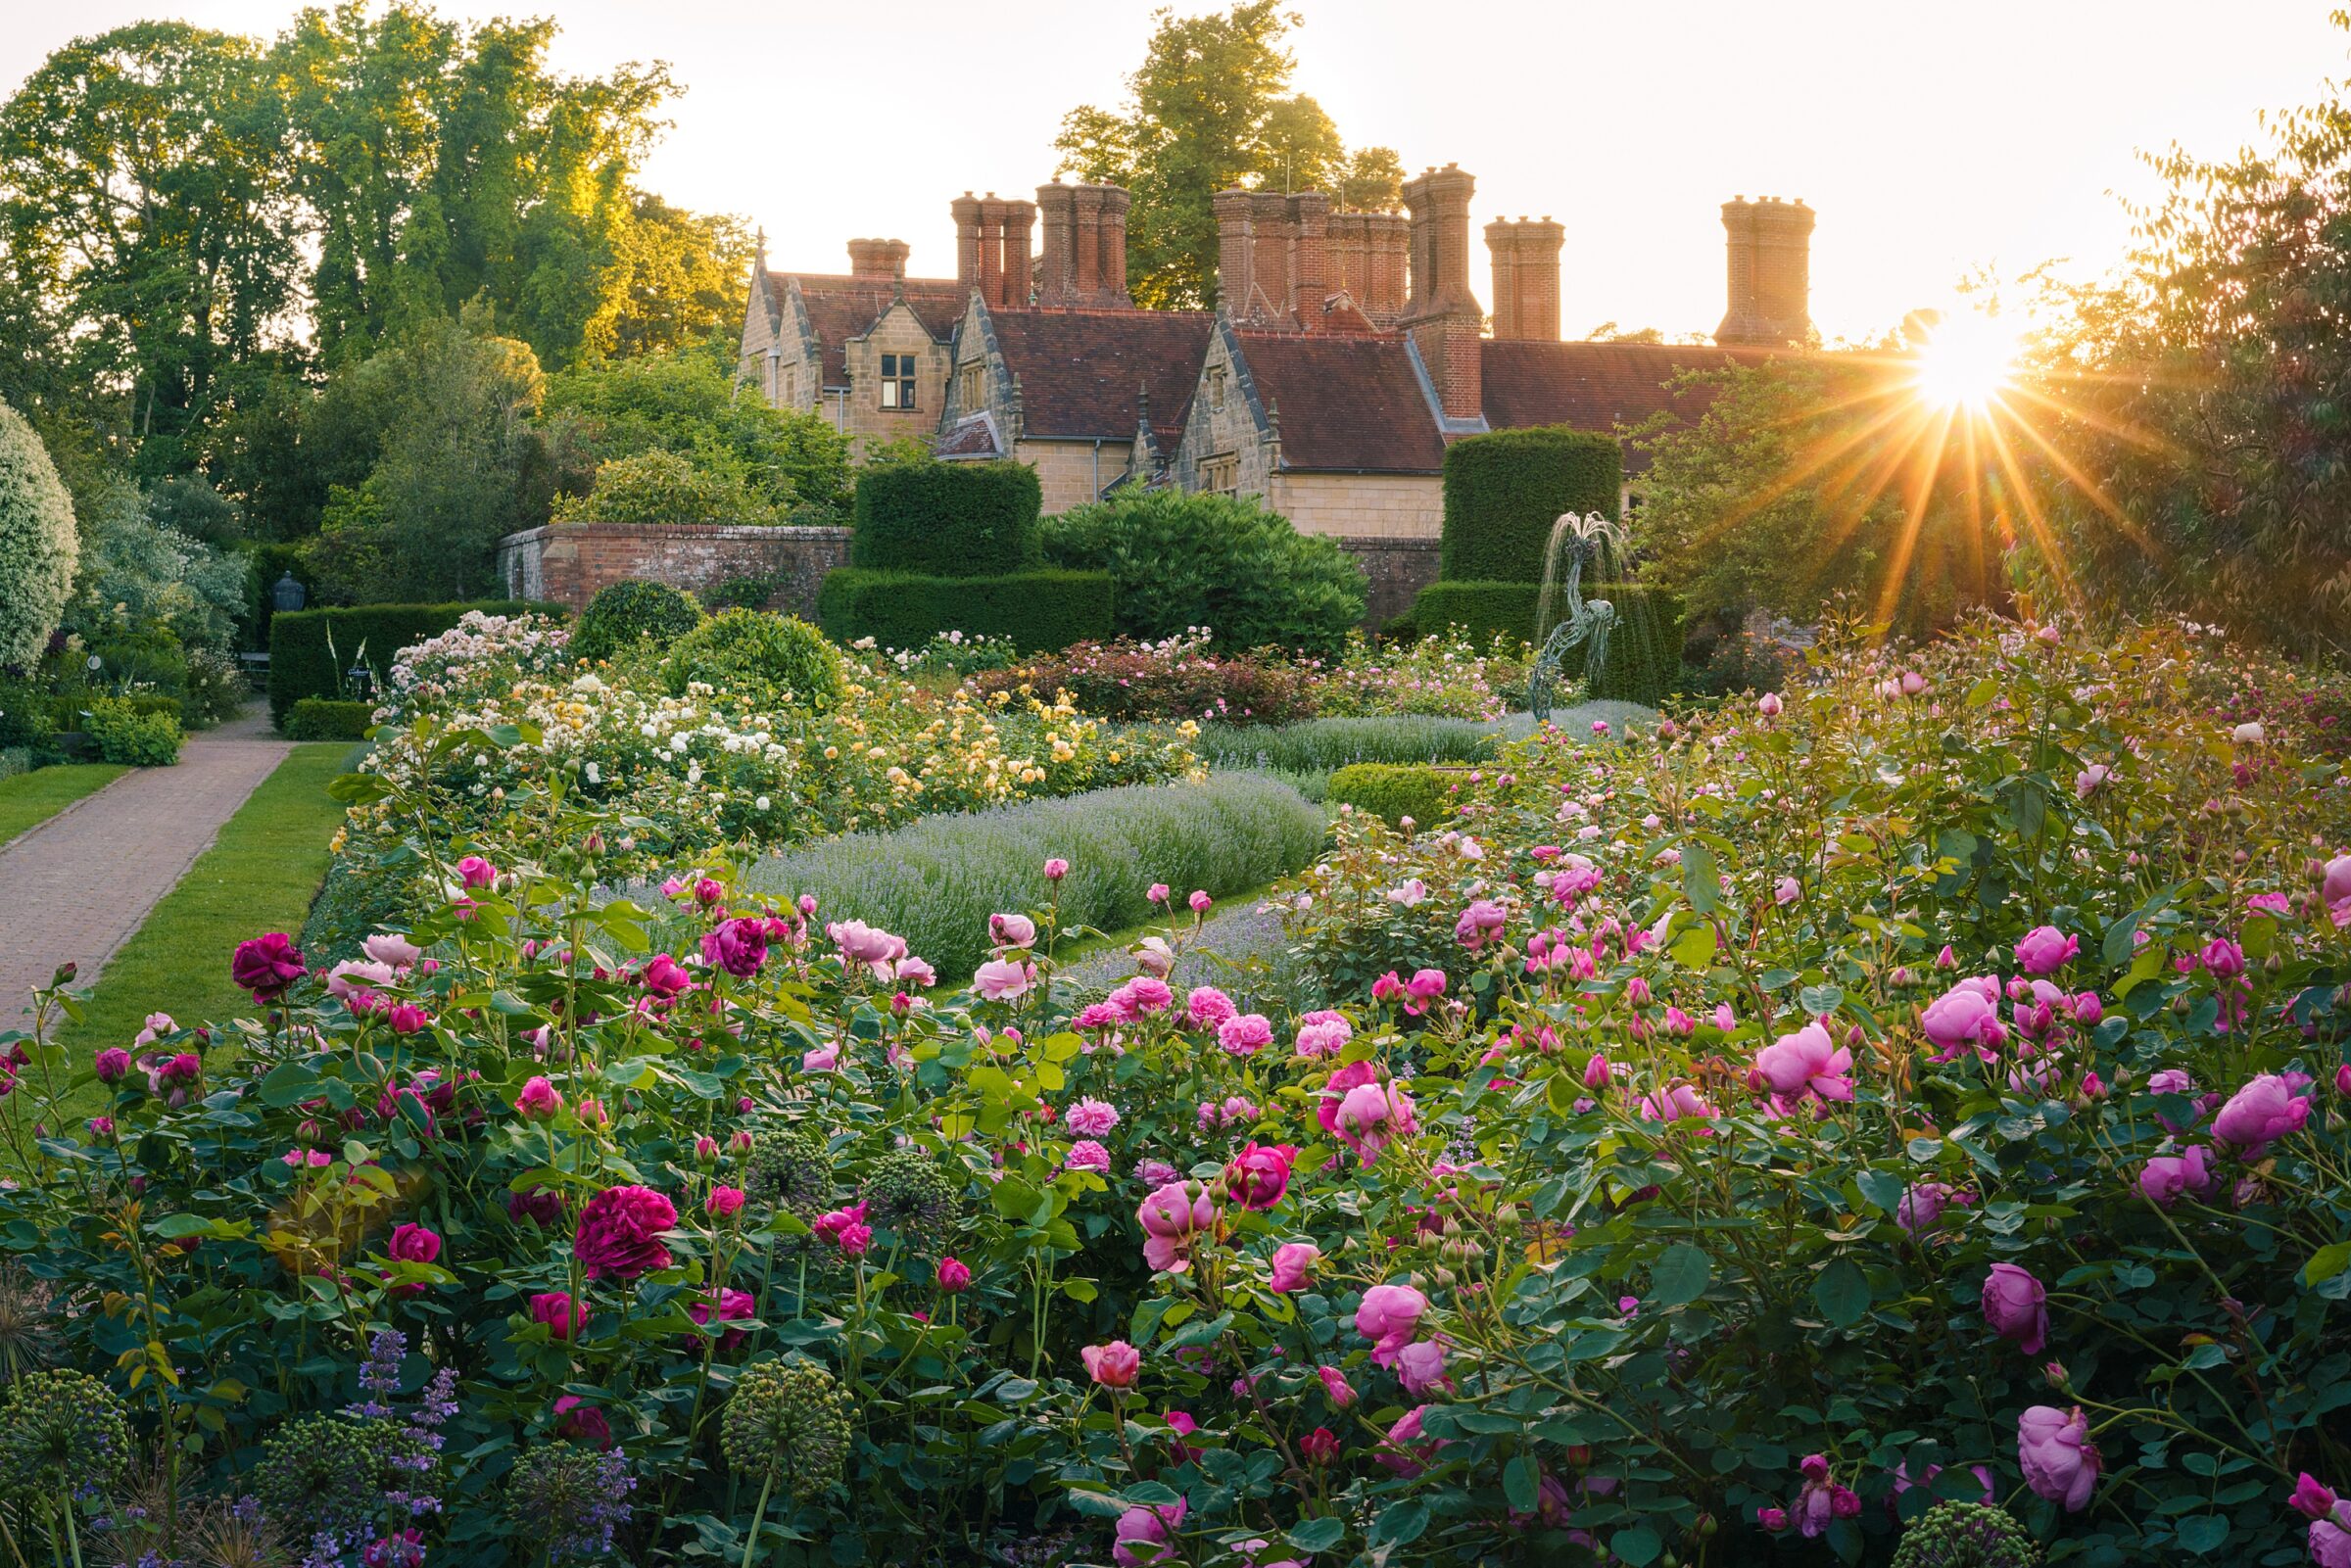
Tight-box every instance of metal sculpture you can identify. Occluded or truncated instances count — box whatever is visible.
[1526,512,1621,723]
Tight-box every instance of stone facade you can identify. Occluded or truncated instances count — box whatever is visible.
[1019,440,1136,515]
[499,524,853,616]
[836,300,952,452]
[1170,321,1280,500]
[1272,473,1443,539]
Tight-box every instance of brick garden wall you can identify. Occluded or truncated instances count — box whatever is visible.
[1336,535,1442,629]
[498,524,853,615]
[500,521,1435,630]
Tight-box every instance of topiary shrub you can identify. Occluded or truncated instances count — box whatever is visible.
[663,608,845,712]
[1891,1501,2040,1568]
[84,697,181,767]
[284,698,379,741]
[816,568,1115,655]
[0,398,77,669]
[572,580,706,665]
[1439,425,1621,583]
[1325,762,1462,829]
[1040,490,1367,656]
[850,460,1042,577]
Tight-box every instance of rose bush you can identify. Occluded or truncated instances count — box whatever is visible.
[1,610,2347,1566]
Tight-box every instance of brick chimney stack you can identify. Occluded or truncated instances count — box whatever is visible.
[1401,164,1483,421]
[1485,217,1563,341]
[1287,190,1332,330]
[847,237,910,281]
[1715,196,1813,347]
[1327,212,1409,327]
[954,193,1038,309]
[1036,182,1133,309]
[1212,188,1342,328]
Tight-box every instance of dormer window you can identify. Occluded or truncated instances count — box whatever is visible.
[880,352,917,409]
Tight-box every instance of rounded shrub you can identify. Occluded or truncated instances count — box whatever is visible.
[0,398,77,670]
[1439,424,1621,583]
[1325,761,1461,829]
[573,579,706,665]
[555,449,778,526]
[84,697,182,767]
[850,459,1042,577]
[663,608,845,712]
[1041,490,1367,657]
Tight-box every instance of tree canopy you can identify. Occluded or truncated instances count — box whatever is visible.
[1054,4,1403,309]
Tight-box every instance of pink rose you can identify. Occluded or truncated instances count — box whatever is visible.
[1981,1261,2048,1355]
[1043,858,1070,882]
[1269,1242,1319,1293]
[1377,1405,1444,1476]
[936,1256,973,1293]
[1184,986,1237,1027]
[1082,1340,1141,1388]
[2136,1146,2214,1208]
[553,1395,610,1449]
[687,1287,755,1353]
[1065,1097,1120,1137]
[1356,1282,1428,1366]
[1751,1020,1854,1102]
[706,1185,745,1219]
[827,920,908,969]
[1111,1497,1185,1566]
[1136,1181,1214,1273]
[1223,1143,1295,1211]
[988,913,1037,950]
[1921,977,2005,1061]
[2326,854,2351,927]
[516,1075,562,1121]
[1108,975,1175,1020]
[231,933,306,1001]
[456,855,498,888]
[1757,691,1783,717]
[973,959,1036,1001]
[1317,1365,1356,1406]
[388,1222,441,1265]
[1396,1339,1449,1395]
[2013,925,2079,974]
[2017,1404,2099,1511]
[1217,1013,1272,1056]
[2213,1073,2312,1156]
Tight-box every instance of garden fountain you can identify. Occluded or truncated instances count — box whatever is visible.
[1525,510,1674,721]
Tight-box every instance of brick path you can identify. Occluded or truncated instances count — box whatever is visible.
[0,707,291,1021]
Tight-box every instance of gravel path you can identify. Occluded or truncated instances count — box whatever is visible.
[0,705,290,1021]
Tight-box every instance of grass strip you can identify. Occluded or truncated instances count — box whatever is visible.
[53,744,351,1073]
[0,764,126,847]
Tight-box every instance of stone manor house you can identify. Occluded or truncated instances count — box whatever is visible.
[737,166,1814,540]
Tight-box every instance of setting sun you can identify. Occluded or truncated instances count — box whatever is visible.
[1911,307,2022,409]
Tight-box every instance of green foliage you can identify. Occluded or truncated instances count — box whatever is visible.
[851,460,1042,577]
[65,478,249,654]
[268,600,557,726]
[703,575,779,611]
[1439,425,1621,583]
[284,698,378,741]
[1407,581,1544,645]
[1409,581,1683,700]
[0,398,77,668]
[1041,489,1366,655]
[738,771,1327,978]
[816,569,1116,655]
[553,449,778,526]
[1892,1502,2041,1568]
[1192,715,1501,774]
[1324,761,1459,828]
[84,696,182,766]
[662,609,845,713]
[179,646,251,729]
[1630,357,1995,638]
[542,349,849,524]
[572,580,706,665]
[302,315,555,604]
[1053,2,1402,309]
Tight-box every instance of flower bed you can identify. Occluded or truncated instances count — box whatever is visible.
[3,613,2350,1567]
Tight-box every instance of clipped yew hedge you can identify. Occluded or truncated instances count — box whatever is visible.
[816,568,1114,655]
[1438,425,1621,583]
[849,459,1042,577]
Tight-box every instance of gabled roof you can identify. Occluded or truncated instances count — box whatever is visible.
[984,309,1213,451]
[762,271,968,386]
[935,410,1004,460]
[1236,330,1449,474]
[1480,339,1779,472]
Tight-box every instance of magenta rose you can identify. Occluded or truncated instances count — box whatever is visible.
[700,918,768,978]
[387,1222,442,1265]
[529,1291,587,1340]
[1981,1261,2048,1354]
[231,933,306,1001]
[553,1394,610,1449]
[2212,1073,2312,1156]
[1356,1282,1428,1366]
[2017,1404,2099,1510]
[573,1184,678,1280]
[2013,925,2079,974]
[1223,1143,1295,1211]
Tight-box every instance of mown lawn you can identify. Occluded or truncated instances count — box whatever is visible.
[0,763,126,846]
[52,743,351,1079]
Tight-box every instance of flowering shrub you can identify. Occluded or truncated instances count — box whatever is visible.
[6,611,2351,1567]
[852,629,1024,680]
[1308,630,1528,722]
[981,632,1319,726]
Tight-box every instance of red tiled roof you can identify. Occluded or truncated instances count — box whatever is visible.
[984,309,1214,451]
[1237,331,1448,473]
[935,411,1003,458]
[765,272,968,385]
[1479,339,1780,473]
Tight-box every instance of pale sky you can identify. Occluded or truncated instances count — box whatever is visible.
[4,0,2346,342]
